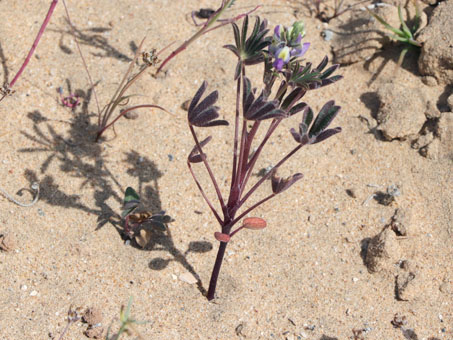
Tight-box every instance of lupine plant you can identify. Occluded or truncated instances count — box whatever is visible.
[187,17,343,300]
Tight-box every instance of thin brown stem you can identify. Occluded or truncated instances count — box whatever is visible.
[61,0,101,117]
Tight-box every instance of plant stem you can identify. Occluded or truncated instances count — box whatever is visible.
[96,104,167,141]
[190,125,227,213]
[187,161,223,225]
[9,0,58,88]
[207,240,228,300]
[240,143,302,206]
[61,0,101,116]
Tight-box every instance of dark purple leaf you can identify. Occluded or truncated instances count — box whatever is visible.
[312,127,342,144]
[188,136,212,163]
[309,101,340,138]
[288,102,308,116]
[271,173,304,194]
[188,81,229,127]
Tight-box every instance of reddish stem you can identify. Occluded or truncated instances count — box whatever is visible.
[10,0,59,88]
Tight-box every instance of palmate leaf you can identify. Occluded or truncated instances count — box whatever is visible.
[224,15,270,79]
[271,172,303,194]
[122,187,140,218]
[287,56,343,90]
[242,77,285,121]
[188,81,229,127]
[290,101,341,145]
[188,136,212,163]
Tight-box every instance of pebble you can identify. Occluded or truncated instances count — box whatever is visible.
[124,111,139,120]
[83,307,103,325]
[352,277,359,283]
[179,272,198,285]
[21,285,28,291]
[0,233,16,252]
[30,290,38,296]
[321,29,333,41]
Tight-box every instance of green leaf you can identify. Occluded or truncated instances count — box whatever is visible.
[398,6,413,38]
[122,187,140,218]
[124,187,140,204]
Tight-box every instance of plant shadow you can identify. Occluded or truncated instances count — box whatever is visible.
[19,79,209,295]
[0,42,9,84]
[52,19,133,62]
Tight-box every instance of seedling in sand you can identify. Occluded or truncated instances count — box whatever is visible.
[187,17,343,300]
[105,297,147,340]
[367,0,422,66]
[121,186,172,241]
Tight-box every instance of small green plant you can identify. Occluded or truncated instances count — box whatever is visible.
[105,297,147,340]
[187,17,343,300]
[121,187,172,240]
[367,0,422,66]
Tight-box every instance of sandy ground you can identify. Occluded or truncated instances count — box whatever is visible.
[0,0,452,339]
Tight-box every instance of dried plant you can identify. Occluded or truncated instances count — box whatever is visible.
[187,17,343,300]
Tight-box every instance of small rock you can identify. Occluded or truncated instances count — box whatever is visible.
[365,227,401,273]
[346,189,356,198]
[123,110,139,120]
[376,82,428,140]
[436,113,452,140]
[30,290,38,296]
[0,233,16,252]
[181,99,191,111]
[421,76,438,87]
[447,93,453,112]
[321,29,333,41]
[396,271,417,301]
[21,285,27,291]
[390,208,410,236]
[179,272,198,285]
[412,132,434,150]
[439,280,452,295]
[391,313,407,328]
[418,1,453,86]
[83,307,103,326]
[420,138,440,160]
[84,325,104,339]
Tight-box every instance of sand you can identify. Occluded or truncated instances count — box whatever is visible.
[0,0,452,339]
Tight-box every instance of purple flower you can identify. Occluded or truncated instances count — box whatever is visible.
[268,21,309,72]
